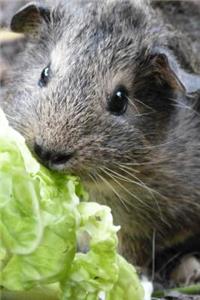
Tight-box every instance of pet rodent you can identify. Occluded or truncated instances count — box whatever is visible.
[1,0,200,279]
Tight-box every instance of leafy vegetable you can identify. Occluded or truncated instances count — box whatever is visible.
[0,108,144,300]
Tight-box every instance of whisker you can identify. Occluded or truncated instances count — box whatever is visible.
[88,173,100,191]
[96,172,130,211]
[118,164,167,200]
[133,96,156,112]
[111,164,167,224]
[100,167,151,209]
[157,252,181,274]
[116,165,151,189]
[104,165,152,194]
[127,96,140,114]
[170,97,200,117]
[151,229,156,281]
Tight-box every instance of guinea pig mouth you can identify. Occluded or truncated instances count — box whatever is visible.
[47,154,74,171]
[31,141,76,171]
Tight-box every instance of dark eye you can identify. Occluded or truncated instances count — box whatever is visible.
[38,64,50,87]
[108,86,129,115]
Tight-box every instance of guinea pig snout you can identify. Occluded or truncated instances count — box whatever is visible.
[34,142,73,166]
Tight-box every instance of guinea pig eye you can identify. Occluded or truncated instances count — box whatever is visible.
[38,64,50,87]
[108,86,129,115]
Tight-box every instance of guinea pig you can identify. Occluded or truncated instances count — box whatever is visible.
[1,0,200,281]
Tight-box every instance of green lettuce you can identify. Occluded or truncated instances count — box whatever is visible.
[0,108,144,300]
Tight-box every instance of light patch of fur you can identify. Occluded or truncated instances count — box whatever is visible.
[170,256,200,285]
[141,276,153,300]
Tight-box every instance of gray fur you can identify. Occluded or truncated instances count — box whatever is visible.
[1,0,200,274]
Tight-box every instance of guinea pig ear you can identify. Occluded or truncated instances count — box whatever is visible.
[148,48,200,95]
[134,47,200,111]
[11,2,50,34]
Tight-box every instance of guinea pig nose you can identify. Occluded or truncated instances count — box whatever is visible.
[34,143,50,161]
[34,143,73,165]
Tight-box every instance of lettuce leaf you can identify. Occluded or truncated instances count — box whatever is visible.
[0,109,77,290]
[0,108,144,300]
[62,203,144,300]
